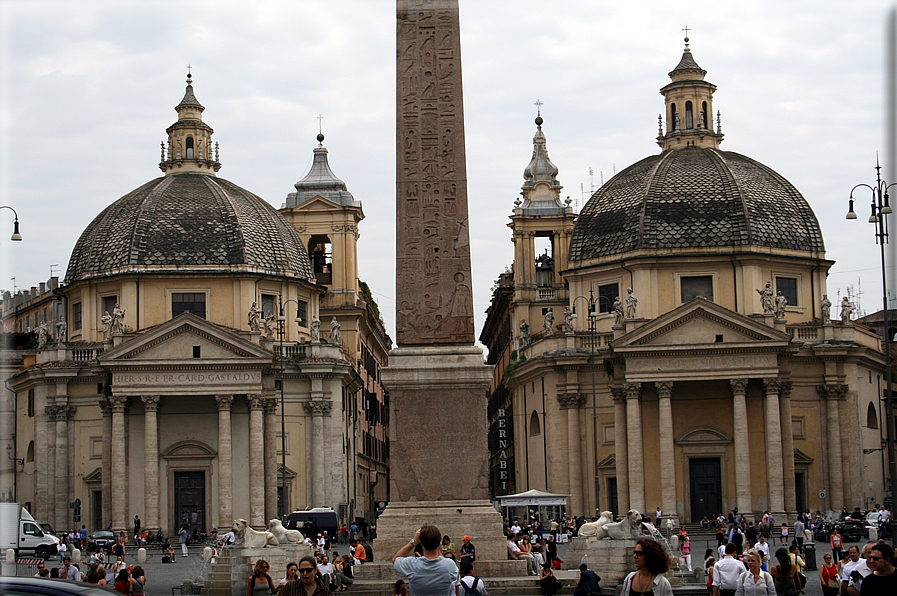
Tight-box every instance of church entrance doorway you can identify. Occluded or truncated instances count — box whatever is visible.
[607,477,618,518]
[689,458,721,522]
[174,471,205,534]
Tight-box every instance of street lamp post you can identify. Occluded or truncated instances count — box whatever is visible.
[572,290,601,515]
[277,297,303,519]
[0,206,23,241]
[847,158,897,547]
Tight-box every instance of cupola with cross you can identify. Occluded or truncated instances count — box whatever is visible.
[657,34,724,151]
[508,106,575,317]
[159,71,222,175]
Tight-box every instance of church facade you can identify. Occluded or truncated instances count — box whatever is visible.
[3,75,390,535]
[481,41,889,523]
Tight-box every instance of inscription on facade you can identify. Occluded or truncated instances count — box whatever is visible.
[113,371,262,386]
[626,353,777,372]
[396,0,474,346]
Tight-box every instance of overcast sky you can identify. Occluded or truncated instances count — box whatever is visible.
[1,0,895,347]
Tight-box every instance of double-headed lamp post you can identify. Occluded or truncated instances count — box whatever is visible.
[847,159,897,547]
[277,297,303,519]
[0,206,23,241]
[572,290,600,514]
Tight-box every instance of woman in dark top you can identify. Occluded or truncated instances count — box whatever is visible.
[540,562,560,596]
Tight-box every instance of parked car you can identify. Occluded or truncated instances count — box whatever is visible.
[86,530,115,553]
[0,576,116,594]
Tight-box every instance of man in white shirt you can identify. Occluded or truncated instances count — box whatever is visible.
[846,543,874,596]
[841,545,863,596]
[712,543,747,596]
[755,536,771,569]
[506,534,538,576]
[62,558,81,582]
[510,521,521,535]
[455,560,487,596]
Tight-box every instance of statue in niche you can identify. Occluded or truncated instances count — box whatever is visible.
[543,309,555,336]
[519,319,530,346]
[329,317,341,344]
[821,295,832,323]
[612,296,625,326]
[774,291,788,319]
[564,307,574,333]
[310,315,321,342]
[756,282,774,314]
[248,302,261,332]
[625,288,638,319]
[110,303,125,334]
[101,311,113,341]
[840,297,854,323]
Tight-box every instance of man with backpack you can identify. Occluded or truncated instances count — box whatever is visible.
[455,560,486,596]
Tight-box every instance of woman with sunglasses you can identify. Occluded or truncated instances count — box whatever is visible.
[819,552,840,596]
[298,555,332,596]
[248,559,277,596]
[621,538,673,596]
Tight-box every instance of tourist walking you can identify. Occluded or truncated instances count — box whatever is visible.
[277,562,300,596]
[131,566,146,595]
[454,560,487,596]
[819,553,840,596]
[734,551,774,596]
[297,555,331,596]
[178,525,189,557]
[859,543,896,595]
[248,559,277,596]
[713,543,747,596]
[829,530,843,563]
[621,538,673,596]
[769,548,801,596]
[681,535,692,572]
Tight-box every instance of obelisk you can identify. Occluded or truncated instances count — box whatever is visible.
[374,0,507,564]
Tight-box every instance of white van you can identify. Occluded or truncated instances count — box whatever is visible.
[0,503,60,560]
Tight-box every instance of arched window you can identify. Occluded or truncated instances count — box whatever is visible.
[701,102,708,128]
[671,103,678,130]
[26,441,34,463]
[685,101,694,129]
[529,410,541,436]
[867,402,879,429]
[186,136,194,159]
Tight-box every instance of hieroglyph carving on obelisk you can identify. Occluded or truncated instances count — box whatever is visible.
[396,0,474,347]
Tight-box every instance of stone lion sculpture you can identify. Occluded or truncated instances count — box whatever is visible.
[577,511,614,537]
[269,518,304,544]
[234,518,279,548]
[594,509,642,540]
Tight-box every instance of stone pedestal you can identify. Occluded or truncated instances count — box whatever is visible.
[564,537,637,588]
[202,543,314,596]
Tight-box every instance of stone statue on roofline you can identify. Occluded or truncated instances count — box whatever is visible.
[248,301,261,332]
[310,315,321,342]
[757,281,774,315]
[543,309,555,336]
[329,316,341,344]
[821,295,832,323]
[612,296,625,326]
[626,288,638,319]
[774,291,787,319]
[840,296,854,323]
[563,307,574,333]
[519,319,530,346]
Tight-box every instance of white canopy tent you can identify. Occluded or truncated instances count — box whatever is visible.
[498,489,570,531]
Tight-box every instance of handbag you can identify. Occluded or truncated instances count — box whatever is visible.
[826,577,840,589]
[797,572,807,590]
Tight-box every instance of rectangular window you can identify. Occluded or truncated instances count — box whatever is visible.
[73,302,82,330]
[172,293,206,319]
[296,300,308,327]
[102,296,117,319]
[775,277,798,307]
[680,275,714,302]
[597,283,619,314]
[27,389,34,417]
[261,294,277,319]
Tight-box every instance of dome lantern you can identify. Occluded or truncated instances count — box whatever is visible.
[657,37,724,151]
[515,107,568,216]
[159,72,222,175]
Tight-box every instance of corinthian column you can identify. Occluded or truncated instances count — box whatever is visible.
[304,400,332,508]
[624,382,644,512]
[818,385,844,508]
[558,393,585,515]
[248,395,266,527]
[655,381,676,522]
[109,395,129,533]
[730,379,752,515]
[42,406,58,526]
[215,394,234,528]
[54,404,73,530]
[100,400,112,528]
[762,379,785,516]
[141,395,160,532]
[264,398,278,521]
[612,389,630,513]
[779,382,796,516]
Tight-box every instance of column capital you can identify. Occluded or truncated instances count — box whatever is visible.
[215,394,234,410]
[248,394,266,410]
[141,395,160,411]
[108,395,129,413]
[729,378,749,395]
[610,387,626,404]
[557,393,586,409]
[817,383,848,401]
[264,398,279,415]
[654,381,674,399]
[99,399,112,417]
[623,382,642,400]
[778,381,793,400]
[304,400,333,416]
[762,378,783,394]
[45,404,73,421]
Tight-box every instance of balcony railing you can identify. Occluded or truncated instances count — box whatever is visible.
[536,288,557,301]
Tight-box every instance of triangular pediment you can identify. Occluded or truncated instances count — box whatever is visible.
[613,298,793,350]
[98,312,273,364]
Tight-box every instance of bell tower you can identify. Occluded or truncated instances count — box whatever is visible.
[657,37,724,151]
